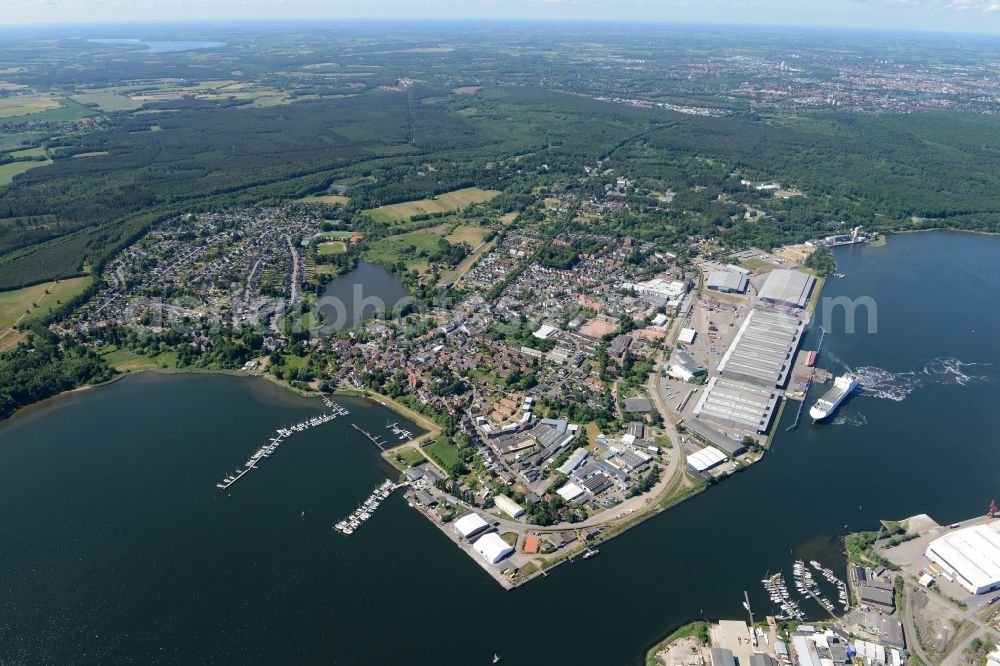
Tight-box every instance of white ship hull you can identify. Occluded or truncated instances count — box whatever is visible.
[810,374,858,421]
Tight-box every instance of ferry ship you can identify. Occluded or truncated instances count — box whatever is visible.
[809,373,858,422]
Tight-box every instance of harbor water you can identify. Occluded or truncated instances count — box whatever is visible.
[1,231,999,664]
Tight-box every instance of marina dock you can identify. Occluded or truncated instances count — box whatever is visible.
[351,423,388,451]
[386,421,414,442]
[334,479,406,535]
[216,401,350,491]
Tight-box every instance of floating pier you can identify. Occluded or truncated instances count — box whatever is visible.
[351,423,387,451]
[761,571,806,621]
[386,421,414,442]
[216,401,350,491]
[333,479,405,535]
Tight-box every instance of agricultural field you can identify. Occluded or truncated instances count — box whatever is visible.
[71,92,143,112]
[0,95,60,118]
[295,194,350,205]
[8,146,47,158]
[0,276,91,350]
[363,187,499,222]
[0,159,53,186]
[445,225,489,246]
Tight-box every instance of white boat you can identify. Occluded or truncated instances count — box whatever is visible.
[810,373,859,421]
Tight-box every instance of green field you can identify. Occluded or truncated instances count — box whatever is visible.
[423,437,462,474]
[0,158,53,186]
[9,146,47,158]
[0,276,92,349]
[318,241,347,255]
[99,347,177,371]
[0,95,60,118]
[364,187,500,222]
[317,230,357,240]
[364,230,445,270]
[71,93,143,112]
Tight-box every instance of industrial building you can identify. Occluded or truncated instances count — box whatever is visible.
[453,512,490,540]
[686,446,728,473]
[925,521,1000,594]
[472,532,514,564]
[678,327,697,344]
[493,494,526,519]
[557,447,589,475]
[717,308,804,388]
[756,269,815,309]
[681,417,748,457]
[666,349,707,382]
[556,481,585,501]
[706,269,749,294]
[692,377,780,433]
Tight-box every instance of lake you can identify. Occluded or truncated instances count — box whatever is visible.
[1,231,997,664]
[86,39,225,53]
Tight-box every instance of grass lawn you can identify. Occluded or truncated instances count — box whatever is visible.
[295,194,350,205]
[445,225,489,246]
[318,241,347,255]
[71,92,143,112]
[0,95,60,118]
[281,353,310,370]
[99,348,178,371]
[422,437,462,474]
[392,446,426,468]
[318,230,357,240]
[0,158,52,186]
[363,187,499,222]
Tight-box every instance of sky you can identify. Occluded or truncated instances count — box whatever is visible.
[3,0,1000,34]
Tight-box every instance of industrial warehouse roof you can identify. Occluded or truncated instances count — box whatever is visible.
[556,481,585,501]
[493,494,525,519]
[717,308,803,387]
[453,512,490,538]
[692,377,780,434]
[681,415,750,455]
[473,532,514,564]
[925,522,1000,594]
[706,269,748,293]
[687,446,727,472]
[757,269,815,308]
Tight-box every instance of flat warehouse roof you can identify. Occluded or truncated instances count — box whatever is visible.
[926,522,1000,593]
[693,377,779,432]
[717,309,803,387]
[757,269,815,308]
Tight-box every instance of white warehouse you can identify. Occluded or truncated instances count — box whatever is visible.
[473,532,514,564]
[453,512,490,540]
[925,521,1000,595]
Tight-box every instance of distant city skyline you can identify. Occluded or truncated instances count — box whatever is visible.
[3,0,1000,35]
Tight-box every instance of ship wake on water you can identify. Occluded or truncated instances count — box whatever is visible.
[853,357,992,402]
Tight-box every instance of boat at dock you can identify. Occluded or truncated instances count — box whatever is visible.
[216,400,350,491]
[809,373,858,422]
[333,479,404,536]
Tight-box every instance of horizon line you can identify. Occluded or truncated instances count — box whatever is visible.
[1,17,1000,40]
